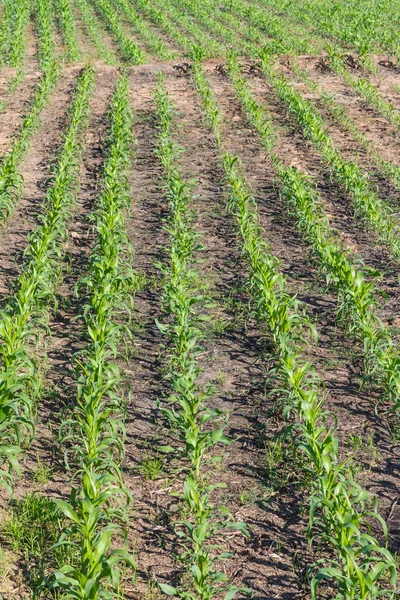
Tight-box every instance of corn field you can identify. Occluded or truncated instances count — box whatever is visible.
[0,0,400,599]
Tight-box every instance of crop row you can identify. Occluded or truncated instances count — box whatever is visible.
[54,0,81,62]
[0,65,94,495]
[42,73,137,598]
[153,77,250,600]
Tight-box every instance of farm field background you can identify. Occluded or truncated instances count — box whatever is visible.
[1,0,400,598]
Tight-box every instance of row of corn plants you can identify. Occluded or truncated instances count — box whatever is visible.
[0,0,31,88]
[88,0,145,64]
[74,0,117,65]
[0,65,59,227]
[288,58,400,189]
[54,0,81,62]
[108,0,177,60]
[153,76,251,600]
[42,73,137,599]
[34,0,58,72]
[258,52,400,262]
[0,65,95,496]
[0,0,60,225]
[227,55,400,409]
[192,59,398,600]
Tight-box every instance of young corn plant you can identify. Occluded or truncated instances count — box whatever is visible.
[89,0,146,64]
[54,0,81,62]
[42,73,137,600]
[153,76,251,600]
[0,65,95,495]
[192,59,398,600]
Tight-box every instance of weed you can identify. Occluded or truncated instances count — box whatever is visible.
[142,454,164,480]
